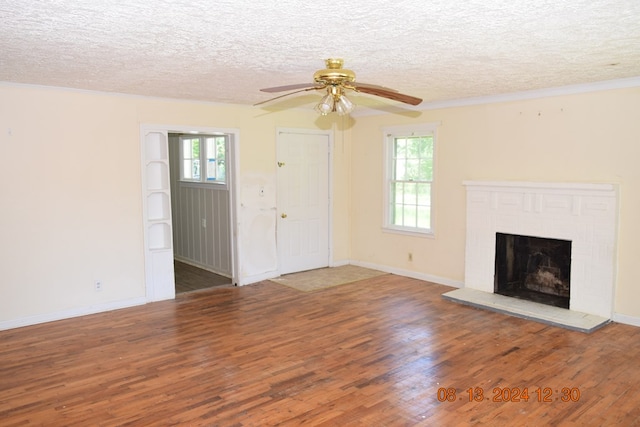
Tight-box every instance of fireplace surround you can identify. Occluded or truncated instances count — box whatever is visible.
[448,181,617,327]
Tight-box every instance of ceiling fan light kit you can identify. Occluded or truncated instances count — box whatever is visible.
[315,91,336,115]
[258,58,422,115]
[314,84,355,116]
[335,93,354,115]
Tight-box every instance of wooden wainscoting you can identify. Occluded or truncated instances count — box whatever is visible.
[1,275,639,426]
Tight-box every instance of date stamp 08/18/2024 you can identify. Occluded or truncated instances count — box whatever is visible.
[437,387,581,403]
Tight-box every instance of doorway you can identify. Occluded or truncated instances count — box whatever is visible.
[168,133,234,294]
[140,125,240,302]
[276,129,331,275]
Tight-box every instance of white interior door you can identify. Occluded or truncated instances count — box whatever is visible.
[277,130,330,275]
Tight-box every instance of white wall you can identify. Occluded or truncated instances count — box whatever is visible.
[350,86,640,324]
[3,81,639,329]
[0,83,351,329]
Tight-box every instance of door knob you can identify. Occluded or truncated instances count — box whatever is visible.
[281,213,287,219]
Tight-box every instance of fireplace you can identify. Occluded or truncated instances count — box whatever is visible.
[494,233,571,309]
[461,181,617,320]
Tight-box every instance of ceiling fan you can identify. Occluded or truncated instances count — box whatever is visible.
[256,58,423,115]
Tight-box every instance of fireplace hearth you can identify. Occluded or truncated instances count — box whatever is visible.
[494,233,571,309]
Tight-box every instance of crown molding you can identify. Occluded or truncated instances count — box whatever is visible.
[419,76,640,110]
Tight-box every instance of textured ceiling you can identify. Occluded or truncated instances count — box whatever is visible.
[1,0,640,111]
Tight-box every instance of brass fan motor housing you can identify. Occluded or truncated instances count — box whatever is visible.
[256,58,423,108]
[313,58,356,85]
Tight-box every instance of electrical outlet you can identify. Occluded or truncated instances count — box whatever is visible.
[94,280,102,292]
[201,218,206,228]
[408,252,413,262]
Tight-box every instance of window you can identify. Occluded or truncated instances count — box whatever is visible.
[179,135,227,184]
[383,124,436,235]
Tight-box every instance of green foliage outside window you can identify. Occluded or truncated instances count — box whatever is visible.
[390,136,434,231]
[180,135,227,184]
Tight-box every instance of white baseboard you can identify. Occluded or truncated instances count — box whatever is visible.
[349,260,464,288]
[240,270,280,286]
[5,267,636,331]
[612,312,640,328]
[330,259,351,268]
[0,297,147,331]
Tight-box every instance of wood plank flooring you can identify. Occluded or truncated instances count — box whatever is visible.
[1,274,640,426]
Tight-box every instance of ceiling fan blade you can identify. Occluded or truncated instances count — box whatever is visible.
[254,87,323,106]
[350,83,422,106]
[348,81,399,92]
[260,83,321,93]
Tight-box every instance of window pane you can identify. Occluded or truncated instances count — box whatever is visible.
[417,183,431,206]
[419,158,433,180]
[191,138,200,158]
[192,159,200,180]
[182,140,192,158]
[205,137,217,181]
[395,138,406,158]
[181,137,201,181]
[394,182,403,206]
[405,159,419,180]
[206,159,217,180]
[390,182,401,224]
[417,206,431,229]
[404,205,417,227]
[216,137,226,182]
[206,138,215,160]
[393,203,403,226]
[393,158,403,180]
[183,160,192,179]
[403,182,417,205]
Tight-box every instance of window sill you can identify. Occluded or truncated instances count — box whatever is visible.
[179,180,228,189]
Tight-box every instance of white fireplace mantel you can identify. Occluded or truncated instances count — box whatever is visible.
[462,181,618,319]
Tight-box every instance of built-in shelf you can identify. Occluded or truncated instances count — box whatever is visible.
[148,223,171,250]
[142,129,175,302]
[145,132,168,161]
[146,162,169,191]
[147,192,170,221]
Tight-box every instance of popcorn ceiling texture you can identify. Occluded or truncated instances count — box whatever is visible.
[1,0,639,108]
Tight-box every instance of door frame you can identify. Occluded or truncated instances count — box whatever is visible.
[140,124,241,301]
[276,127,334,274]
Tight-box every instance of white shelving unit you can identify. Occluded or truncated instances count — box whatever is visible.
[141,130,175,301]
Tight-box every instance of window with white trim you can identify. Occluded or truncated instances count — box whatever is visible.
[179,135,227,184]
[383,124,436,235]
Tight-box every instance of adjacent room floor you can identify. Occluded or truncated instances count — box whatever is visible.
[174,260,232,294]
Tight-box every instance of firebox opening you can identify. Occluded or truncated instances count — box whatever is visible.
[494,233,571,309]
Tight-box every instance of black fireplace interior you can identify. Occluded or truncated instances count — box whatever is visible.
[494,232,571,309]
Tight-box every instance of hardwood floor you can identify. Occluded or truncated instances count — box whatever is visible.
[174,260,231,294]
[1,274,639,426]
